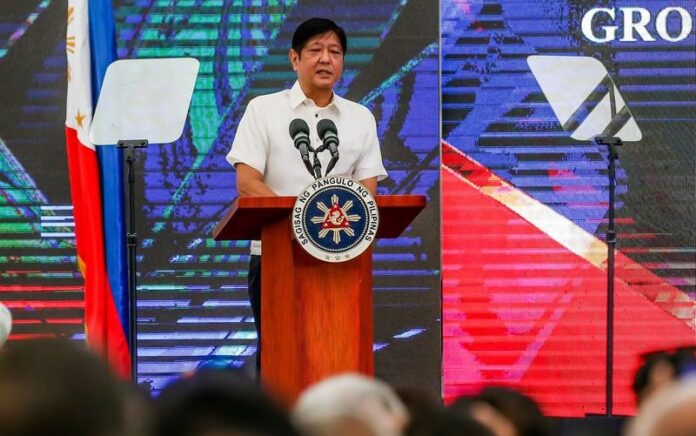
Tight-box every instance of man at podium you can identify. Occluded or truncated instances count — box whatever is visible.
[226,17,388,373]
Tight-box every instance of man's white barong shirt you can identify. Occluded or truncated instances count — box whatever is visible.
[227,81,387,255]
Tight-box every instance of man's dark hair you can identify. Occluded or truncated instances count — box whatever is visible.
[0,338,130,436]
[475,387,550,436]
[292,17,347,55]
[633,347,696,400]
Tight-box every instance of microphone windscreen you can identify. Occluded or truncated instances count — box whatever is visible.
[289,118,310,138]
[0,302,11,348]
[317,119,337,139]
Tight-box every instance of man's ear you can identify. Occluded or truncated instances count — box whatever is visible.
[289,48,299,71]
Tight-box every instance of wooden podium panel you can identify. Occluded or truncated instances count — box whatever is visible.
[213,195,425,404]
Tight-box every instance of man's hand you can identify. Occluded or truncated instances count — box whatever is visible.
[236,163,277,197]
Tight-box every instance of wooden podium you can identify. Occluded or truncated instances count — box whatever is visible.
[213,195,425,404]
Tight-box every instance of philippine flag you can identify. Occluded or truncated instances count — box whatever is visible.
[65,0,130,378]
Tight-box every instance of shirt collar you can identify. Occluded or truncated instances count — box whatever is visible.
[289,81,342,113]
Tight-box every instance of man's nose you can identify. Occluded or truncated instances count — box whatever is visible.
[318,48,330,62]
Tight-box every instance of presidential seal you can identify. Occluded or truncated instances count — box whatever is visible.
[292,176,379,263]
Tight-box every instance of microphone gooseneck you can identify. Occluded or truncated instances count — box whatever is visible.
[317,119,340,175]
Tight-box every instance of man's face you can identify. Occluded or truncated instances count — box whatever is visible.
[289,31,344,95]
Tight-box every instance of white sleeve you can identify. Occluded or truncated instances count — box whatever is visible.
[352,110,388,182]
[226,99,269,174]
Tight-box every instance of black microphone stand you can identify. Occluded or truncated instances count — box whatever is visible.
[117,139,148,381]
[325,153,339,176]
[594,135,622,417]
[311,152,322,180]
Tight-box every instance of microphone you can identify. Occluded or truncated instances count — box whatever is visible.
[317,119,340,175]
[289,118,315,177]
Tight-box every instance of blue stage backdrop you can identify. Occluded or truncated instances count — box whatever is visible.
[0,0,441,395]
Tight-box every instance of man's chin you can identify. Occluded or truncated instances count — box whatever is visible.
[312,80,336,89]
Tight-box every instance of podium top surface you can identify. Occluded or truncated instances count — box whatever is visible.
[213,195,426,241]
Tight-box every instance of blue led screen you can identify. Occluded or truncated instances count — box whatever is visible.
[0,0,441,396]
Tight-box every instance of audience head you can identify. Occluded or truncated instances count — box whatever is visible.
[404,405,495,436]
[626,377,696,436]
[0,302,11,348]
[451,387,549,436]
[633,346,696,406]
[395,387,442,425]
[0,338,130,436]
[153,368,300,436]
[397,388,493,436]
[293,373,409,436]
[407,407,494,436]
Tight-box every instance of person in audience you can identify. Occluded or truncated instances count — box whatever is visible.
[626,377,696,436]
[406,407,494,436]
[152,368,301,436]
[293,373,409,436]
[397,387,493,436]
[632,351,678,407]
[633,346,696,407]
[450,387,550,436]
[0,338,138,436]
[394,387,442,428]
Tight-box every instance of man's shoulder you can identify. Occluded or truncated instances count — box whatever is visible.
[335,95,374,119]
[248,89,291,109]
